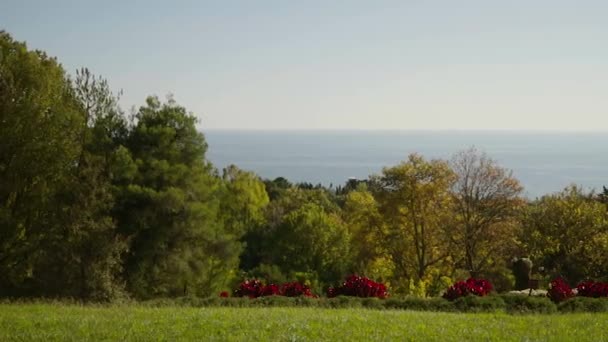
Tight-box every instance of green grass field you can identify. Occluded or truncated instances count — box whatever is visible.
[0,304,606,341]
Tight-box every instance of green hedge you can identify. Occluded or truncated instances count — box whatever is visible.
[558,297,608,313]
[499,294,556,314]
[68,294,608,314]
[4,294,608,314]
[453,295,506,312]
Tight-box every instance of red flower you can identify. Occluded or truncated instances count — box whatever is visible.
[260,283,280,296]
[547,277,574,303]
[233,279,318,298]
[576,280,608,298]
[443,278,493,301]
[280,282,316,297]
[219,291,229,298]
[327,275,388,299]
[233,279,266,298]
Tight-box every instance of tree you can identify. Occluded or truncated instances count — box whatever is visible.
[220,165,269,236]
[263,177,292,201]
[449,148,524,277]
[31,69,129,300]
[372,154,455,290]
[596,186,608,206]
[520,186,608,284]
[117,96,237,298]
[270,202,352,284]
[0,31,83,296]
[241,187,350,286]
[342,186,391,280]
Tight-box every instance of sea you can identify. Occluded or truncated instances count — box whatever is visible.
[204,130,608,199]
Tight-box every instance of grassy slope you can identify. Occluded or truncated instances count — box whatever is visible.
[0,305,606,341]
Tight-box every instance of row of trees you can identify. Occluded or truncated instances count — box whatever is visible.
[1,31,607,300]
[239,151,608,296]
[0,32,269,300]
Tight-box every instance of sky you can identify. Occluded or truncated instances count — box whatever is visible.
[1,0,608,131]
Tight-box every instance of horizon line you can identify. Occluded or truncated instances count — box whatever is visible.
[201,128,608,133]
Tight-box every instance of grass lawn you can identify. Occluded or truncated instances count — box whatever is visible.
[0,304,606,341]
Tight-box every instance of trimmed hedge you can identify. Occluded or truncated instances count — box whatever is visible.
[499,294,557,314]
[453,295,506,312]
[558,297,608,313]
[383,297,455,312]
[137,294,608,313]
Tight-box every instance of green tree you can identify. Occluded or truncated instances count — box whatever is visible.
[263,177,292,201]
[372,154,455,293]
[241,187,350,286]
[0,31,82,296]
[220,165,269,236]
[342,186,390,280]
[31,68,129,300]
[271,202,352,284]
[118,96,237,298]
[520,186,608,284]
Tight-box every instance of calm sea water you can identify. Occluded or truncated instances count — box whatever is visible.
[204,130,608,198]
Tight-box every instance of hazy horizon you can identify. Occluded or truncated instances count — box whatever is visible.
[2,1,608,131]
[202,128,608,133]
[204,130,608,198]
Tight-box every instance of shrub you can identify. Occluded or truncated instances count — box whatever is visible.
[330,295,364,308]
[233,279,316,298]
[547,277,574,303]
[453,295,505,312]
[442,278,493,301]
[327,275,388,299]
[260,284,280,297]
[280,282,316,297]
[233,279,278,298]
[558,297,608,313]
[576,280,608,298]
[383,297,455,312]
[251,295,296,307]
[500,294,557,314]
[360,297,385,310]
[293,296,317,307]
[233,279,263,298]
[206,297,252,307]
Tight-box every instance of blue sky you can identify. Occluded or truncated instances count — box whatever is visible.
[2,0,608,130]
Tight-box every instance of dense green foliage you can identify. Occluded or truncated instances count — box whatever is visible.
[2,31,608,302]
[0,32,241,300]
[1,305,607,341]
[521,186,608,285]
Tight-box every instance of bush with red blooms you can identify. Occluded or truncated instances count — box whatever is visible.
[219,291,229,298]
[576,280,608,298]
[260,283,280,297]
[280,281,316,297]
[231,279,316,298]
[327,275,388,299]
[547,277,574,303]
[233,279,268,298]
[442,278,493,301]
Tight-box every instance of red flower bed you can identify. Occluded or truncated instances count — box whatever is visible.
[260,283,280,297]
[280,281,316,297]
[233,279,268,298]
[576,280,608,298]
[231,279,316,298]
[547,277,574,303]
[442,278,493,301]
[327,275,388,299]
